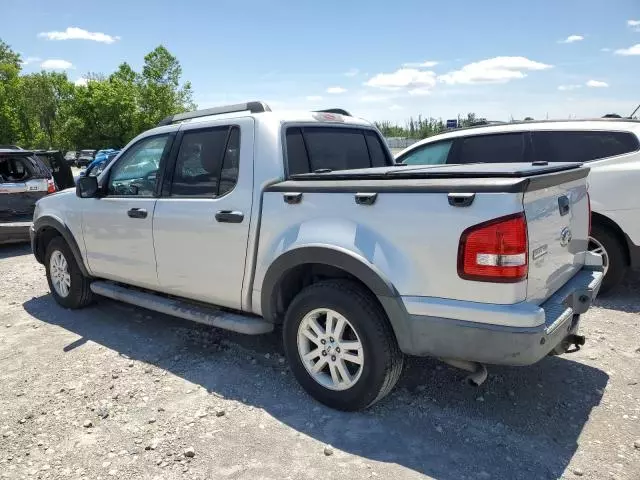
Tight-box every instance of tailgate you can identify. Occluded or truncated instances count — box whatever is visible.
[0,179,49,219]
[524,171,590,303]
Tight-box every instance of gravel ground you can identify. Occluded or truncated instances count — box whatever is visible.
[1,243,639,480]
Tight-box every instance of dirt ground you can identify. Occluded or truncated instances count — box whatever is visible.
[1,243,639,480]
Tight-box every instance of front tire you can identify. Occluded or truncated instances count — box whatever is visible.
[283,280,403,411]
[45,237,93,309]
[589,224,627,294]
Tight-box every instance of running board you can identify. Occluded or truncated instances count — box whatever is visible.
[90,281,273,335]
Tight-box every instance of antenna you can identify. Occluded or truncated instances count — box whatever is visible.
[629,103,640,119]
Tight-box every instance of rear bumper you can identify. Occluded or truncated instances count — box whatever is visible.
[0,221,32,245]
[397,267,603,365]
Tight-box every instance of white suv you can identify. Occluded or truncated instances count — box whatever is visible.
[396,119,640,293]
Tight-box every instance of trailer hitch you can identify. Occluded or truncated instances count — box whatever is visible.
[549,333,586,356]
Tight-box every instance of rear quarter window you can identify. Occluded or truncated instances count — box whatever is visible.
[456,133,527,164]
[285,126,391,175]
[533,130,640,163]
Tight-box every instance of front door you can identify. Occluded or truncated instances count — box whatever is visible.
[153,119,253,310]
[82,134,172,289]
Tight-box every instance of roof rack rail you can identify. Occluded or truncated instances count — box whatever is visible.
[313,108,351,117]
[157,101,271,126]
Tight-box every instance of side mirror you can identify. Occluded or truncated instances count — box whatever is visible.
[76,175,99,198]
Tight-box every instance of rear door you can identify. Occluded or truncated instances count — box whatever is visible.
[449,132,531,164]
[152,118,253,309]
[35,151,75,189]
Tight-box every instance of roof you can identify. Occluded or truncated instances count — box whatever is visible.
[0,149,36,156]
[396,118,640,156]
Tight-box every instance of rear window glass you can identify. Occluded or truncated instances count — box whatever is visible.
[285,127,391,175]
[457,133,526,164]
[0,156,33,182]
[533,131,640,163]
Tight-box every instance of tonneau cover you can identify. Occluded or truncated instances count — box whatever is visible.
[290,162,583,181]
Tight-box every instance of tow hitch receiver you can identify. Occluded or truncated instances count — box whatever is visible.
[550,333,586,356]
[564,334,586,353]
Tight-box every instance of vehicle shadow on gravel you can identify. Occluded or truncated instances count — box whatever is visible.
[0,243,31,259]
[24,295,609,480]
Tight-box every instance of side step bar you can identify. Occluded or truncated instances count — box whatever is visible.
[90,281,274,335]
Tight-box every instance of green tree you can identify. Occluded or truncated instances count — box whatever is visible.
[0,39,22,145]
[20,72,75,148]
[138,46,195,129]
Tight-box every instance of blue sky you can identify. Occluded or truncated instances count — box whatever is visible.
[4,0,640,122]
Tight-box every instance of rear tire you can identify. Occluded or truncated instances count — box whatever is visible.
[283,279,404,411]
[45,236,93,309]
[589,224,627,294]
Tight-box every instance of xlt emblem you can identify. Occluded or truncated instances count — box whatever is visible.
[560,227,572,247]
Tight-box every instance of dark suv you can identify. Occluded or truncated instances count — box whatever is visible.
[0,149,75,245]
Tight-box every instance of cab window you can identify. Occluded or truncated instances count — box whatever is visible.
[397,140,453,165]
[107,135,170,196]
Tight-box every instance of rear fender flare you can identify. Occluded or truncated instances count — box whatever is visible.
[260,246,412,351]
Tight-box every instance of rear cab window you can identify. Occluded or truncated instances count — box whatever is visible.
[533,130,640,163]
[285,126,392,176]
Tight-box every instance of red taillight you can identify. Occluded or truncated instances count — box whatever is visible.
[587,191,591,235]
[47,178,57,194]
[458,213,528,283]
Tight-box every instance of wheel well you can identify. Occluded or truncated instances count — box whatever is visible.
[34,227,62,263]
[591,212,630,265]
[270,263,377,324]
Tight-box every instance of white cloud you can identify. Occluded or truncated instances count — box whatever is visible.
[359,94,390,103]
[306,95,323,101]
[74,77,88,87]
[402,60,439,68]
[326,86,347,94]
[558,84,582,91]
[38,27,120,44]
[20,56,41,66]
[614,44,640,56]
[628,20,640,31]
[559,35,584,44]
[408,87,432,96]
[389,104,403,111]
[438,56,552,85]
[365,68,437,93]
[586,80,608,88]
[40,59,74,70]
[600,48,611,52]
[344,68,359,77]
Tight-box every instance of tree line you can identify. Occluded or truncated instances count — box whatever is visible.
[0,38,194,150]
[374,113,538,139]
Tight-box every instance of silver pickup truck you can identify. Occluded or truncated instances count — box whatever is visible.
[31,102,603,411]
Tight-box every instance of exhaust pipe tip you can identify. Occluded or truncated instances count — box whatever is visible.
[439,358,488,387]
[465,364,488,387]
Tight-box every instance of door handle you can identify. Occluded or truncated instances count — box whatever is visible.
[283,192,302,204]
[127,208,148,219]
[558,196,570,216]
[215,210,244,223]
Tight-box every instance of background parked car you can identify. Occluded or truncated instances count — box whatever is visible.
[64,151,78,165]
[76,149,97,167]
[395,118,640,293]
[82,149,120,177]
[0,148,75,244]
